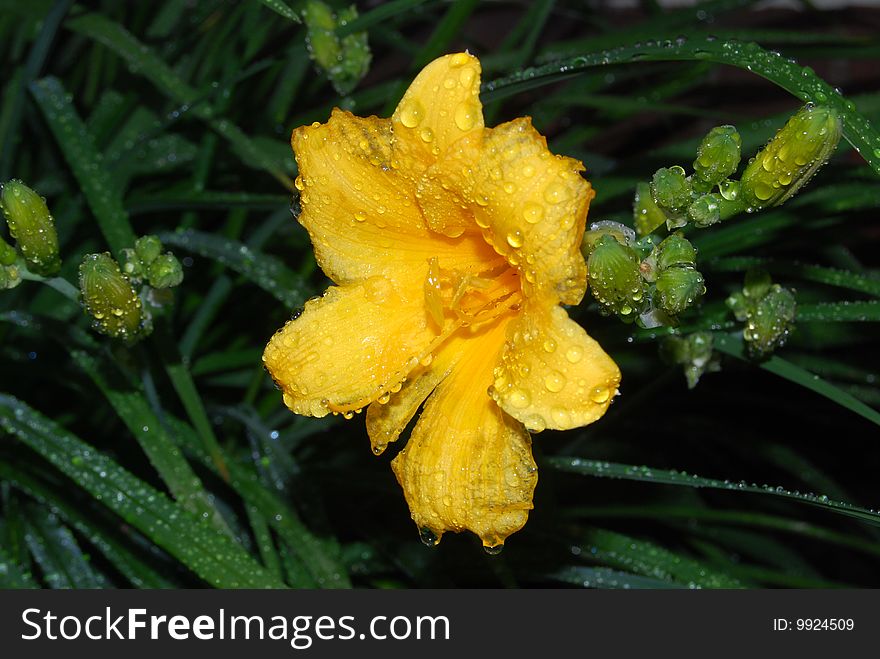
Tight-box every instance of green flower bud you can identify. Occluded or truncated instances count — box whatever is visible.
[633,181,667,236]
[651,166,692,213]
[740,103,841,210]
[688,193,721,228]
[0,263,21,290]
[134,234,163,265]
[692,125,741,189]
[0,180,60,276]
[0,236,17,266]
[304,1,371,96]
[119,247,143,279]
[743,284,797,357]
[660,331,719,389]
[147,253,184,289]
[79,253,149,343]
[655,232,697,271]
[582,220,635,256]
[655,266,705,316]
[587,234,646,320]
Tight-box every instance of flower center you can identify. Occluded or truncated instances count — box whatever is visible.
[423,256,521,331]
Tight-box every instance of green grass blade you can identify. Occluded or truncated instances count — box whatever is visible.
[0,462,173,587]
[30,76,136,255]
[163,415,350,588]
[550,566,686,589]
[797,301,880,322]
[336,0,431,37]
[65,12,295,190]
[707,257,880,298]
[256,0,302,23]
[713,332,880,427]
[24,508,110,588]
[483,36,880,176]
[546,455,880,527]
[577,527,743,588]
[0,395,285,588]
[160,229,310,309]
[0,545,39,589]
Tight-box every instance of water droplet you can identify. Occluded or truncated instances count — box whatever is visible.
[399,99,425,128]
[544,371,566,393]
[508,388,531,409]
[483,544,504,555]
[419,127,434,143]
[590,386,610,403]
[506,230,524,248]
[565,346,583,363]
[454,101,478,131]
[543,338,557,353]
[522,202,544,224]
[354,211,366,222]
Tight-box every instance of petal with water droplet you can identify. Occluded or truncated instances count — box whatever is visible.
[490,302,620,430]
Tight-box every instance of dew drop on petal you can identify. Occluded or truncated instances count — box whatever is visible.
[454,102,479,131]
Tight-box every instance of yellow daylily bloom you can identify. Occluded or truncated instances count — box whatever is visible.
[264,52,621,550]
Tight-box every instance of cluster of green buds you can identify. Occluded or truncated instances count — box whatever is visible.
[726,270,797,358]
[119,234,184,289]
[634,104,842,236]
[0,180,61,286]
[660,331,720,389]
[583,223,705,327]
[303,0,371,96]
[79,235,183,343]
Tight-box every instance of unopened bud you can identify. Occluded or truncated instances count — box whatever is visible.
[134,234,163,265]
[147,253,184,289]
[0,180,60,276]
[79,253,149,343]
[655,266,705,317]
[0,236,16,266]
[304,1,371,96]
[587,234,646,320]
[119,247,143,279]
[0,263,21,290]
[688,193,721,228]
[744,285,797,357]
[692,125,741,190]
[651,166,692,213]
[741,104,841,210]
[655,232,697,271]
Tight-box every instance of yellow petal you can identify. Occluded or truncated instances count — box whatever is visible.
[490,302,620,431]
[391,318,538,548]
[293,108,493,285]
[418,117,594,305]
[392,52,484,176]
[263,275,436,417]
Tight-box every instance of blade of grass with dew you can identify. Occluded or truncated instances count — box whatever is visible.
[707,257,880,298]
[550,566,686,589]
[568,505,880,559]
[23,508,111,588]
[0,395,285,588]
[30,76,136,256]
[0,462,174,587]
[546,456,880,527]
[713,332,880,428]
[335,0,431,37]
[69,347,228,531]
[577,527,744,588]
[160,229,310,309]
[482,36,880,176]
[797,301,880,323]
[0,544,38,589]
[162,414,349,588]
[65,12,295,190]
[256,0,302,23]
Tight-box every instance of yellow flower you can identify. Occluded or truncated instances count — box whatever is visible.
[263,52,620,549]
